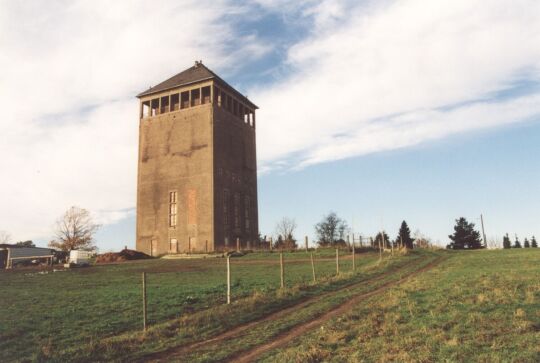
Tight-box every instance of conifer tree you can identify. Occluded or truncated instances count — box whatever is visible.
[502,234,512,249]
[396,221,414,249]
[447,217,483,249]
[513,236,522,248]
[531,236,538,248]
[524,238,530,248]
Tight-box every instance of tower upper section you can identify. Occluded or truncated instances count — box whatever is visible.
[137,61,258,128]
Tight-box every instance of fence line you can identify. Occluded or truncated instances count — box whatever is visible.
[141,247,377,329]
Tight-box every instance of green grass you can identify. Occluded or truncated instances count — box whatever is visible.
[6,249,533,363]
[0,249,374,362]
[263,249,540,362]
[47,249,429,362]
[175,251,438,363]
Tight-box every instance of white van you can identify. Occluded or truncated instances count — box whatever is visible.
[68,250,93,266]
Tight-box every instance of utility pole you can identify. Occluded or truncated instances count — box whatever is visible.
[480,214,487,248]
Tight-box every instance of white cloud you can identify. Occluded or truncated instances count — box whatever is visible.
[253,0,540,170]
[2,0,540,245]
[0,0,268,242]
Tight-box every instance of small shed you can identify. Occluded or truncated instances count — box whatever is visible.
[0,245,55,269]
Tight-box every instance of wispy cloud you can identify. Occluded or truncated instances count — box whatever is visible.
[253,0,540,170]
[0,0,267,241]
[2,0,539,245]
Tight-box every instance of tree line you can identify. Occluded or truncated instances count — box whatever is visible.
[502,234,537,248]
[270,214,538,251]
[270,212,421,250]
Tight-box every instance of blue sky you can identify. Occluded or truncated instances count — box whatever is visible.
[1,0,539,250]
[95,118,540,249]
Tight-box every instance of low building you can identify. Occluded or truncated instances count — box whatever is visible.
[0,245,55,269]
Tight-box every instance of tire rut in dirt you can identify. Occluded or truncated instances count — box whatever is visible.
[141,254,431,363]
[230,255,446,363]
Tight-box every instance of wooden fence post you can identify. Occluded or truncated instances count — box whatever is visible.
[310,252,316,283]
[305,236,309,252]
[336,248,339,275]
[142,272,147,331]
[280,252,284,288]
[236,238,240,252]
[226,255,231,304]
[352,242,356,271]
[378,236,382,261]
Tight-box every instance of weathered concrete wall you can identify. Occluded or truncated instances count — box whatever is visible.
[213,105,258,250]
[136,101,214,255]
[136,78,258,254]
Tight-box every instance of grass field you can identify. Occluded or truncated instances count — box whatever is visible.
[262,249,540,362]
[1,249,538,362]
[0,248,372,362]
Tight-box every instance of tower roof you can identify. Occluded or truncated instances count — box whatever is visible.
[137,61,257,108]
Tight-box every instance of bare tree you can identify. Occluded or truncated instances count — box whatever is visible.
[274,217,298,250]
[48,206,100,251]
[315,212,348,247]
[0,230,12,244]
[413,229,431,248]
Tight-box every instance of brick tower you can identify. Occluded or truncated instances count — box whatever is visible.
[136,62,258,255]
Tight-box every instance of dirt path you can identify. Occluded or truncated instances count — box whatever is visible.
[141,255,428,363]
[231,255,446,363]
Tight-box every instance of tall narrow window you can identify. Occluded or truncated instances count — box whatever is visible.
[223,189,229,229]
[160,95,169,114]
[234,193,240,229]
[141,101,150,118]
[151,98,159,116]
[169,191,177,228]
[181,91,189,109]
[244,196,250,232]
[202,86,211,104]
[171,93,179,111]
[191,88,200,106]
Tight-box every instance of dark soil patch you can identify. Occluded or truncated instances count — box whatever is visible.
[95,249,152,263]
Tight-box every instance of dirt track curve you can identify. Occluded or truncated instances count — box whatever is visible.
[142,254,445,363]
[231,255,446,363]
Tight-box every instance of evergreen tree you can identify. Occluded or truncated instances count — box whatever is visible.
[448,217,483,249]
[531,236,538,248]
[524,238,530,248]
[513,236,522,248]
[396,221,414,249]
[374,231,391,249]
[502,234,512,249]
